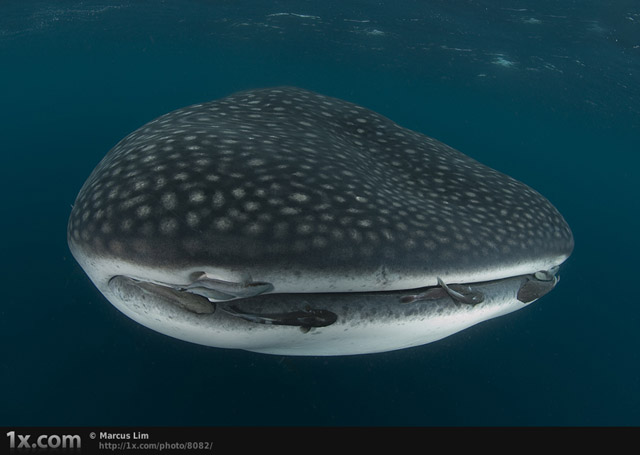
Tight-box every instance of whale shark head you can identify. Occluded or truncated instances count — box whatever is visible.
[67,87,573,355]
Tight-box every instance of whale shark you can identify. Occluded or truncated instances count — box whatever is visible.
[67,87,573,355]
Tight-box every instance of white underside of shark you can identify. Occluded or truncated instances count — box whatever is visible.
[71,241,568,356]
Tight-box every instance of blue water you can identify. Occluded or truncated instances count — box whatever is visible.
[1,0,638,426]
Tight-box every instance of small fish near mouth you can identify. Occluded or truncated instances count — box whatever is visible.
[108,275,216,314]
[516,268,560,303]
[219,304,339,331]
[400,277,485,305]
[400,269,559,306]
[106,266,561,351]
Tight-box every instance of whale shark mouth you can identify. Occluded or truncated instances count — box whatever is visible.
[108,267,559,332]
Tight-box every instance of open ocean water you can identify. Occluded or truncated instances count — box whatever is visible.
[1,0,638,427]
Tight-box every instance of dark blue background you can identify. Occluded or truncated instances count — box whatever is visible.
[1,0,638,425]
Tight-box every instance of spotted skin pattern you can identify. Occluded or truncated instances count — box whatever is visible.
[68,87,573,284]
